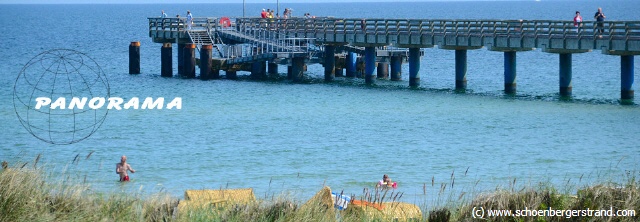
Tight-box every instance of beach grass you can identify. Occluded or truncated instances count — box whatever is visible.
[1,161,638,222]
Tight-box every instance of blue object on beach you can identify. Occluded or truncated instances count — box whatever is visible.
[331,192,351,210]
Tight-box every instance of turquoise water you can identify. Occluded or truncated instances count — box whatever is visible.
[1,1,639,205]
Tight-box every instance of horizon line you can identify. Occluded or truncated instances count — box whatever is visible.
[0,0,558,5]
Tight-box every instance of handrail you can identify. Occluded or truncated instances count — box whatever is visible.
[149,17,640,36]
[148,17,640,56]
[229,18,640,40]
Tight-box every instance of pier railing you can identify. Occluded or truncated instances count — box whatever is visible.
[150,17,640,41]
[150,17,640,52]
[149,17,222,41]
[234,18,640,39]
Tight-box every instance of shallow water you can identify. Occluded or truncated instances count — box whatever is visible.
[1,1,639,204]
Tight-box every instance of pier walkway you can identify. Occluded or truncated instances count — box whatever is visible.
[145,17,640,100]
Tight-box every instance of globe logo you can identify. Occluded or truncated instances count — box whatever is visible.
[13,49,110,145]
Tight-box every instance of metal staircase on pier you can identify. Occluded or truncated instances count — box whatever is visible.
[213,28,318,64]
[188,30,224,55]
[217,28,314,54]
[187,30,213,47]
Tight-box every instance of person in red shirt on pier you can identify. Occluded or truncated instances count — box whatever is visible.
[573,11,583,33]
[261,9,268,19]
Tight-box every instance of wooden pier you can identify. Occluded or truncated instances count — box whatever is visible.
[145,17,640,100]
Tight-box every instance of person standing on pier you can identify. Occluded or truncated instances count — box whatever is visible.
[268,9,275,29]
[573,11,582,33]
[594,7,606,37]
[261,9,268,19]
[268,9,275,19]
[116,155,135,182]
[160,10,168,27]
[283,8,292,19]
[186,10,193,30]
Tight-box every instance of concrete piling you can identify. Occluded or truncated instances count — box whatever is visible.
[183,43,196,78]
[251,61,266,80]
[161,42,172,77]
[200,44,213,80]
[129,41,140,74]
[409,48,421,87]
[346,52,357,78]
[177,43,185,76]
[455,49,467,90]
[377,62,389,79]
[364,47,376,84]
[211,68,220,79]
[504,51,517,94]
[226,70,237,80]
[621,55,635,100]
[543,48,590,97]
[559,53,572,96]
[324,45,336,81]
[390,56,402,81]
[292,57,305,82]
[335,67,344,77]
[268,62,278,75]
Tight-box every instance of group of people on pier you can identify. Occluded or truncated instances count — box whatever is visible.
[259,8,314,19]
[573,7,606,37]
[260,9,275,19]
[160,10,194,30]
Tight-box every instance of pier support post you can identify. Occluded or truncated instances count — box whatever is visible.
[129,41,140,74]
[504,51,517,94]
[251,61,267,80]
[211,68,220,79]
[455,49,468,90]
[177,43,185,76]
[409,48,421,87]
[364,47,376,84]
[291,57,305,82]
[390,56,402,81]
[357,58,365,78]
[336,67,344,77]
[621,55,635,100]
[161,42,172,77]
[324,45,336,81]
[268,62,278,76]
[346,52,357,78]
[183,43,196,78]
[200,45,213,80]
[544,48,590,97]
[226,70,237,80]
[287,65,293,80]
[377,62,389,79]
[559,53,572,96]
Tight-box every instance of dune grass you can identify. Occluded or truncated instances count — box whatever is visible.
[1,161,638,222]
[0,162,176,222]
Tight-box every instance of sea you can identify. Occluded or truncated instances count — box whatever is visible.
[1,0,639,207]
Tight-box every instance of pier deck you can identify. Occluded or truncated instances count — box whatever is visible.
[145,17,640,100]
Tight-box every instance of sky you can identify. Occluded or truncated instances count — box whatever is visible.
[0,0,531,4]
